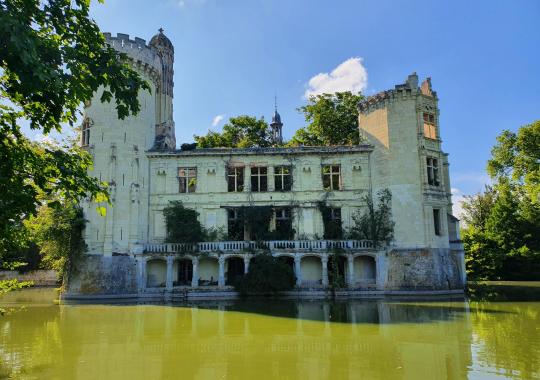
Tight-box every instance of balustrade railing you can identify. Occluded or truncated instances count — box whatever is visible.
[143,239,373,254]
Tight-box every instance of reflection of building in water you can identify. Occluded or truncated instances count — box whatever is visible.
[54,299,472,379]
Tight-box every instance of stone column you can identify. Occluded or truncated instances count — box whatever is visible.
[295,256,302,285]
[348,254,355,285]
[191,257,199,287]
[244,256,250,274]
[166,256,173,290]
[140,259,147,291]
[321,255,329,286]
[218,256,225,287]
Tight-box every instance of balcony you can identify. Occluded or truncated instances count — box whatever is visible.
[143,240,373,254]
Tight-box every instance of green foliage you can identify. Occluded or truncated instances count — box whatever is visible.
[0,279,33,295]
[288,91,364,146]
[462,121,540,280]
[462,184,540,280]
[327,253,347,290]
[163,201,207,243]
[194,115,273,148]
[316,201,343,240]
[0,0,150,257]
[351,189,395,248]
[25,202,87,283]
[235,205,295,241]
[233,253,296,295]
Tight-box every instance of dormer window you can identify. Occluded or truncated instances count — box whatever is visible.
[423,113,437,139]
[81,120,91,147]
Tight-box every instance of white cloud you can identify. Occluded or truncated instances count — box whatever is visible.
[212,114,225,127]
[177,0,204,8]
[302,57,368,99]
[451,188,460,194]
[34,133,55,144]
[178,0,185,7]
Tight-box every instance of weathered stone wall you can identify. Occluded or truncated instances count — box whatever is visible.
[385,248,464,290]
[0,270,58,286]
[65,256,138,295]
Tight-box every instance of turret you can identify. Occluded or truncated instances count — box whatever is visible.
[81,31,175,256]
[270,98,283,145]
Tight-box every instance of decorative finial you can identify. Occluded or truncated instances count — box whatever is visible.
[158,28,164,34]
[274,92,277,112]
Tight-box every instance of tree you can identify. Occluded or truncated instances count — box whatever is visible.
[351,188,395,248]
[194,115,273,148]
[25,201,88,284]
[163,201,206,244]
[288,91,364,146]
[487,120,540,203]
[0,0,150,257]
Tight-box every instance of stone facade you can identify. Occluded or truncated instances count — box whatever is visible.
[67,31,466,298]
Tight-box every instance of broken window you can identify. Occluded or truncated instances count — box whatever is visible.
[81,120,90,147]
[423,113,437,139]
[323,165,341,190]
[250,167,268,192]
[433,209,441,236]
[227,167,244,192]
[178,168,196,193]
[274,166,292,191]
[427,157,439,186]
[275,208,294,240]
[227,209,243,241]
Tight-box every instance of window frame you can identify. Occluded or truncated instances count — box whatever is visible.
[423,113,437,139]
[227,167,245,192]
[81,120,91,147]
[323,165,341,191]
[426,157,440,186]
[274,166,292,191]
[178,167,197,193]
[433,209,441,236]
[250,166,268,192]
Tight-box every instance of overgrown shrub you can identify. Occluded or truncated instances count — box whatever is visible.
[351,188,395,248]
[163,201,207,243]
[327,253,347,290]
[233,253,296,295]
[316,202,343,239]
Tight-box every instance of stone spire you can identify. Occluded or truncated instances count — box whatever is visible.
[270,95,283,145]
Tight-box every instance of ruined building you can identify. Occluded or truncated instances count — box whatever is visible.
[67,30,465,298]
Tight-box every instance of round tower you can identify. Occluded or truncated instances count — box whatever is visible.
[81,31,172,257]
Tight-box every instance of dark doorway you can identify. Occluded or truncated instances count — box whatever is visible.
[327,255,346,279]
[226,257,244,285]
[279,256,294,270]
[177,260,193,286]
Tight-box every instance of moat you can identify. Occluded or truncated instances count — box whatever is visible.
[1,283,539,379]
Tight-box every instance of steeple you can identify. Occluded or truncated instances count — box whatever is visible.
[270,95,283,145]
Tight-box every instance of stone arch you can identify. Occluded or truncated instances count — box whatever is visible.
[300,255,323,285]
[146,258,167,288]
[197,256,219,286]
[225,256,245,285]
[354,255,376,284]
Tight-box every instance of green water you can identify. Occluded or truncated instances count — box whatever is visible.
[0,284,539,380]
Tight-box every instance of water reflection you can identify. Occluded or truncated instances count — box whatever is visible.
[0,288,539,379]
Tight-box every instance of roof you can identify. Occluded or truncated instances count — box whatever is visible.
[149,29,174,52]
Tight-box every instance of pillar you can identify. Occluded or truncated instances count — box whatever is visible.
[140,259,147,290]
[295,256,302,285]
[322,255,328,286]
[348,254,355,285]
[191,257,199,287]
[166,256,173,290]
[218,256,225,287]
[244,256,250,274]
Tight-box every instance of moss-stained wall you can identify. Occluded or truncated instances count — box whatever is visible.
[198,258,219,283]
[146,260,167,286]
[300,256,322,283]
[64,256,138,295]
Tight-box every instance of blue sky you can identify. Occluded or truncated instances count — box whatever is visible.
[26,0,540,215]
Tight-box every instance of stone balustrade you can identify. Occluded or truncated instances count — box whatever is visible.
[143,240,373,254]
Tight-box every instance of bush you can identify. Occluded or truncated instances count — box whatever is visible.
[234,253,296,295]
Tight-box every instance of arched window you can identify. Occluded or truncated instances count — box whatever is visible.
[81,120,90,146]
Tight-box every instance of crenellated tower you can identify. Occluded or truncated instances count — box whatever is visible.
[81,30,175,257]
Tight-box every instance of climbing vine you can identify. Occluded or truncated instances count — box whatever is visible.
[351,188,395,248]
[316,200,343,240]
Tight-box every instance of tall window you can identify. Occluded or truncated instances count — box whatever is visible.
[275,208,294,240]
[81,120,90,146]
[433,209,441,236]
[228,209,243,241]
[427,158,439,186]
[323,165,341,190]
[274,166,292,191]
[228,167,244,192]
[423,113,437,139]
[179,168,196,193]
[251,167,268,192]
